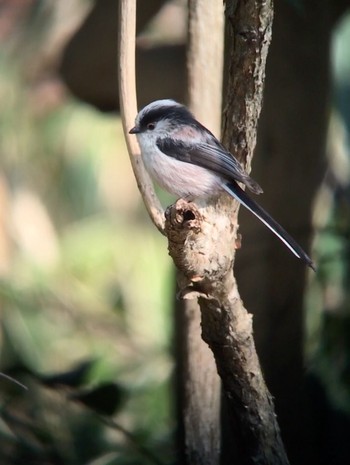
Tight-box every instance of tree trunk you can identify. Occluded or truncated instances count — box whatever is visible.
[175,2,224,464]
[171,1,289,464]
[235,1,331,463]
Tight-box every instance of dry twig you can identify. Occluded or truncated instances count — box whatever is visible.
[118,0,165,233]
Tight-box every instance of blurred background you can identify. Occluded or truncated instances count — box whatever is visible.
[0,1,350,464]
[0,1,180,464]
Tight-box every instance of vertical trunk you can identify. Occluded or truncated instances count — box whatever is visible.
[175,2,224,464]
[235,2,331,463]
[172,1,289,464]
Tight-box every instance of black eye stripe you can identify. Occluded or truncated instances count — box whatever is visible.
[139,105,195,130]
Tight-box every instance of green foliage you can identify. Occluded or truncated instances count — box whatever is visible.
[0,5,175,464]
[305,14,350,416]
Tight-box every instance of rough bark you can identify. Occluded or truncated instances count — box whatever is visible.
[168,1,289,464]
[166,196,288,465]
[235,2,332,463]
[119,0,288,463]
[222,1,274,166]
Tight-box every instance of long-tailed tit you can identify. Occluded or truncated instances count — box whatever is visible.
[129,99,315,270]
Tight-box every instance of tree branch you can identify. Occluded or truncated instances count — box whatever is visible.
[119,0,289,463]
[118,0,165,233]
[165,0,290,463]
[165,195,288,464]
[223,0,274,169]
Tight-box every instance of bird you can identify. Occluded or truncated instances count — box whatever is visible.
[129,99,315,270]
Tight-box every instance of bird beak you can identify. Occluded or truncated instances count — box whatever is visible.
[129,126,140,134]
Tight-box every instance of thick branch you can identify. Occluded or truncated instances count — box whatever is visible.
[223,0,273,170]
[119,0,288,463]
[200,295,288,464]
[165,196,289,464]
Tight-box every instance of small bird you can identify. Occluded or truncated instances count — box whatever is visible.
[129,99,315,270]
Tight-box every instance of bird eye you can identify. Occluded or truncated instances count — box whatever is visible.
[147,123,155,130]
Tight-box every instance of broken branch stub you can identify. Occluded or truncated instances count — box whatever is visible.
[165,197,240,297]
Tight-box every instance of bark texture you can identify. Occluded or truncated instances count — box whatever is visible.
[166,196,288,464]
[234,2,332,463]
[222,1,273,167]
[168,1,289,464]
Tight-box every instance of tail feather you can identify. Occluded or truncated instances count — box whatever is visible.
[223,182,315,271]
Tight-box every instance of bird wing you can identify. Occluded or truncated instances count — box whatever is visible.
[156,137,263,195]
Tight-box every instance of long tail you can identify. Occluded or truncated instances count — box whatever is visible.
[223,182,315,270]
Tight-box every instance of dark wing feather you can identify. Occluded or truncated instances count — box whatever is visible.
[156,137,263,194]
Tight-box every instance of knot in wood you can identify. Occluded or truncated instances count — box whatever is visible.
[165,199,202,243]
[164,198,237,286]
[168,198,201,227]
[165,199,203,244]
[237,131,247,150]
[237,28,258,44]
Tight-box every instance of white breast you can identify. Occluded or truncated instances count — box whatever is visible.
[137,135,222,199]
